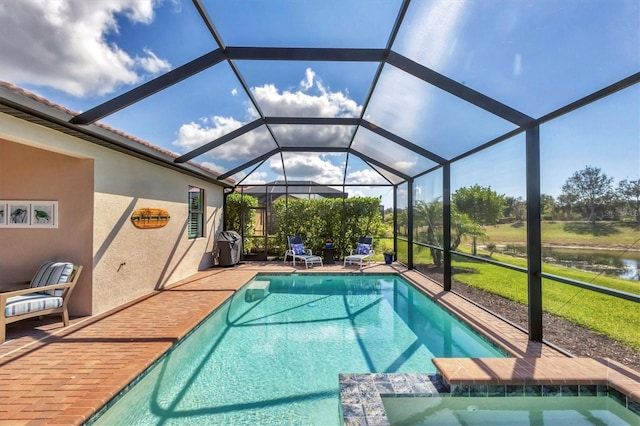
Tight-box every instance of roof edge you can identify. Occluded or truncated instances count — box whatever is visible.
[0,81,234,188]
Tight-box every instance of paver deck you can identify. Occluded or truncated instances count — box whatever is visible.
[0,262,638,424]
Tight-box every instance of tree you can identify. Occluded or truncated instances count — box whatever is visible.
[450,207,487,254]
[225,193,258,251]
[452,185,505,255]
[504,196,526,222]
[617,179,640,222]
[413,198,487,267]
[540,194,556,221]
[560,166,613,223]
[413,199,443,266]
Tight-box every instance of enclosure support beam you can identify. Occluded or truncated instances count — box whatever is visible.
[393,186,398,260]
[71,49,226,125]
[443,164,452,291]
[526,126,543,341]
[407,179,414,269]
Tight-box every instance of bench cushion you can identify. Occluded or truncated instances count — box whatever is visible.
[29,261,74,296]
[5,294,64,318]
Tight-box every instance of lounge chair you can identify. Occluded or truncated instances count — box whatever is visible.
[344,236,374,267]
[284,236,323,268]
[1,261,83,343]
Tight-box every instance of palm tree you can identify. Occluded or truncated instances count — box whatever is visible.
[414,199,487,267]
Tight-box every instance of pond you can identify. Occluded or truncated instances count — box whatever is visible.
[497,245,640,281]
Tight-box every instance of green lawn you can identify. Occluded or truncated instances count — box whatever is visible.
[451,255,640,352]
[405,241,639,351]
[483,221,640,248]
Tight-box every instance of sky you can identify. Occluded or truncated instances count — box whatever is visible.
[0,0,637,207]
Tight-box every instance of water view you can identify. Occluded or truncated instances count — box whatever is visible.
[496,245,640,281]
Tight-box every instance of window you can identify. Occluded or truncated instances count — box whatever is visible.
[188,186,204,239]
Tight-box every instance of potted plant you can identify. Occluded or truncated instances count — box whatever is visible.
[383,248,394,264]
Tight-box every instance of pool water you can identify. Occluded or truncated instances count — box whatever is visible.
[382,396,639,425]
[93,274,505,425]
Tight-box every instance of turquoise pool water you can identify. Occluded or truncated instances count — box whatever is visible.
[382,396,639,425]
[93,274,505,425]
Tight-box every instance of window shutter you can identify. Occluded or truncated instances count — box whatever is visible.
[188,187,204,239]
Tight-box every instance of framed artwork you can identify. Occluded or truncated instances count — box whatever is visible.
[0,201,58,228]
[31,202,57,227]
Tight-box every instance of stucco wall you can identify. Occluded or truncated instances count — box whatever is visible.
[0,112,224,317]
[91,152,224,314]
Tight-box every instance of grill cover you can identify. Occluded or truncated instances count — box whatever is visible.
[216,231,242,266]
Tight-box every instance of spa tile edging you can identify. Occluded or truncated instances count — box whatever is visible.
[339,373,449,426]
[432,357,640,410]
[339,373,639,425]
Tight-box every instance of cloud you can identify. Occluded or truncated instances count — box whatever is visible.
[274,154,344,184]
[172,68,365,178]
[173,116,244,152]
[0,0,170,97]
[346,168,385,185]
[241,171,268,185]
[251,68,361,118]
[137,48,171,75]
[271,124,354,147]
[300,68,315,91]
[200,160,227,174]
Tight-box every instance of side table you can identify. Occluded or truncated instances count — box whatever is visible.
[323,247,335,264]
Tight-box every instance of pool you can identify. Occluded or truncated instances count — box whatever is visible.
[91,273,505,425]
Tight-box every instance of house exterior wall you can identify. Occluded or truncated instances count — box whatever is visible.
[0,112,224,316]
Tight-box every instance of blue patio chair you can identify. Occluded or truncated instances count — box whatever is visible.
[344,236,374,267]
[284,236,323,269]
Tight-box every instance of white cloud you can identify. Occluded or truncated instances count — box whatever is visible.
[251,70,361,118]
[300,68,315,91]
[200,160,227,174]
[348,189,366,198]
[137,48,171,75]
[241,171,268,185]
[0,0,170,97]
[274,154,343,184]
[271,124,354,147]
[173,116,244,153]
[395,158,418,171]
[346,168,385,185]
[171,68,365,178]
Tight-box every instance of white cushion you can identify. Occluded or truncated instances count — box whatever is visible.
[5,294,63,317]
